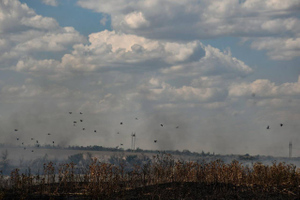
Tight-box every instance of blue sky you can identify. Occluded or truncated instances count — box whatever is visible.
[1,0,300,156]
[20,0,300,84]
[19,0,111,35]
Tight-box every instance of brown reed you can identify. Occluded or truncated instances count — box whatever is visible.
[1,153,300,199]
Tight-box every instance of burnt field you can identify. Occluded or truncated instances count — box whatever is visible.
[2,182,297,199]
[1,153,300,199]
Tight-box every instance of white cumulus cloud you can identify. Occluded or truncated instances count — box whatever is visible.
[77,0,300,60]
[229,76,300,98]
[0,0,86,70]
[41,0,58,6]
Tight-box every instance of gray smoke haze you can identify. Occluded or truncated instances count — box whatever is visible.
[1,77,300,158]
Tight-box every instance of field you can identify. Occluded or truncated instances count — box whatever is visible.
[1,152,300,199]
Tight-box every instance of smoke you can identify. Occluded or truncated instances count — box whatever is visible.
[1,81,299,158]
[135,112,191,151]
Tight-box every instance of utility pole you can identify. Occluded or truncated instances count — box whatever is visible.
[131,133,136,151]
[289,141,292,158]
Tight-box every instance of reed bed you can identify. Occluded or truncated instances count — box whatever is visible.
[1,153,300,199]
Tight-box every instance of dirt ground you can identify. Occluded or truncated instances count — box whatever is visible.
[109,182,299,200]
[2,182,299,200]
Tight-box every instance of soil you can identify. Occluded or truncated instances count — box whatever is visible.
[1,182,299,200]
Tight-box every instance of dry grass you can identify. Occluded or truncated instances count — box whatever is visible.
[1,153,300,199]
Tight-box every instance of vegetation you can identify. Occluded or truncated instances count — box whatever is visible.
[0,153,299,199]
[0,143,216,157]
[0,150,10,175]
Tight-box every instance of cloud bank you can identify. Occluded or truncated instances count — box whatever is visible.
[78,0,300,60]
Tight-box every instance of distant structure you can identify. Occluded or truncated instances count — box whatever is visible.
[131,132,136,150]
[289,141,292,158]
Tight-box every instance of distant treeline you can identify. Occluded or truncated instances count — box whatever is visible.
[0,143,215,157]
[67,145,215,157]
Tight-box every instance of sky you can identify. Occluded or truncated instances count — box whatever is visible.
[1,0,300,157]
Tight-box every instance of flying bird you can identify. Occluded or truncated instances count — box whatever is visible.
[52,141,55,144]
[80,119,83,122]
[31,150,34,152]
[267,126,270,129]
[22,142,24,145]
[120,122,123,125]
[280,123,283,127]
[80,112,83,114]
[160,124,163,127]
[69,112,72,114]
[135,118,138,120]
[120,144,123,146]
[117,132,120,134]
[154,140,157,143]
[14,129,18,132]
[83,128,85,130]
[47,133,51,135]
[36,140,38,143]
[17,138,19,140]
[31,138,34,140]
[94,130,97,133]
[73,121,77,123]
[176,126,179,129]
